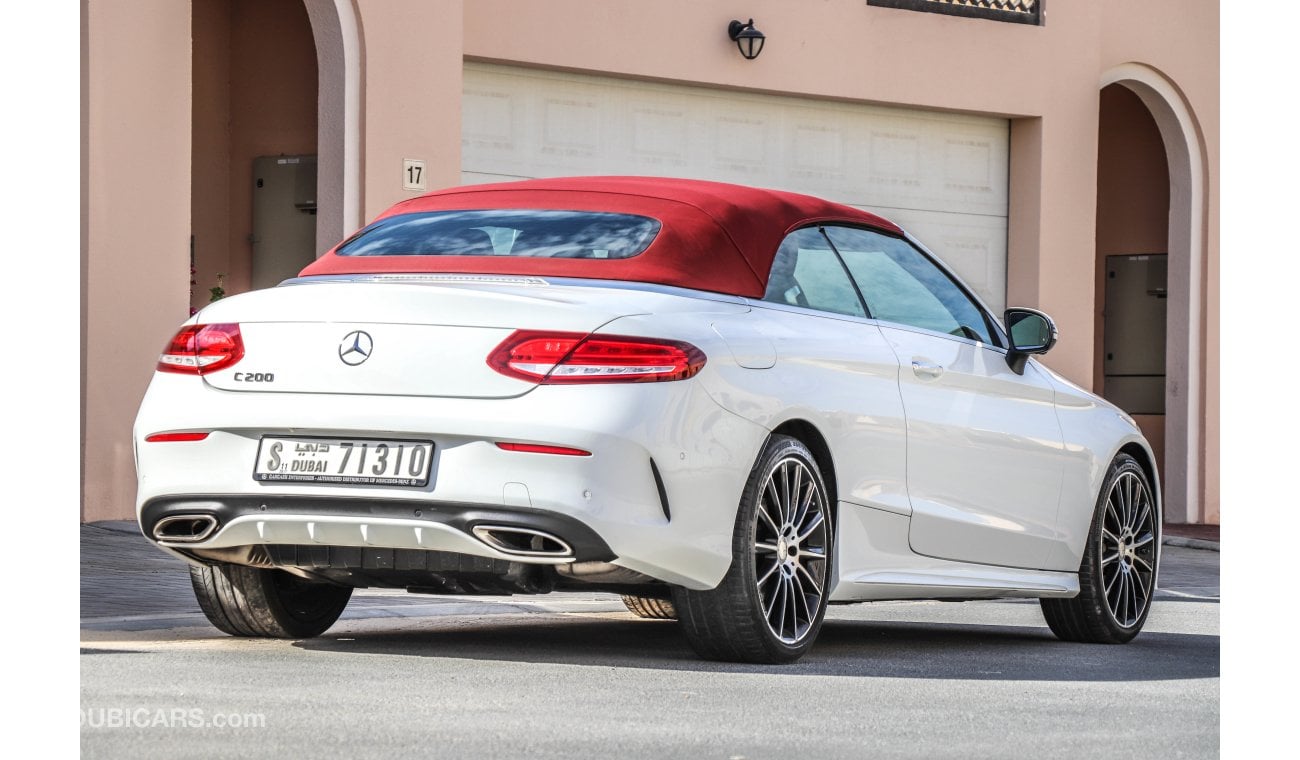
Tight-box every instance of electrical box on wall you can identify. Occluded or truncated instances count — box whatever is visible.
[293,158,317,213]
[252,155,318,290]
[1103,254,1168,415]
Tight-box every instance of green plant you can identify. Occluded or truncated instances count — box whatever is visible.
[209,273,226,303]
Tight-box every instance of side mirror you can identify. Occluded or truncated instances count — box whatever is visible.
[1004,308,1058,374]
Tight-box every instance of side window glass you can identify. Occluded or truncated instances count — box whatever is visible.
[762,228,866,318]
[823,226,994,344]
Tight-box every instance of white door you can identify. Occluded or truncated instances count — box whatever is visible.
[461,63,1010,311]
[888,333,1066,568]
[822,226,1067,569]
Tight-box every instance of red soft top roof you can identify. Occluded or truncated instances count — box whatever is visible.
[299,176,902,298]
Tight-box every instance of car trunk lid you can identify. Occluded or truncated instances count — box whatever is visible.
[195,278,641,398]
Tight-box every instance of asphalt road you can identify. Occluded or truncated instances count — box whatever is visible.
[81,523,1219,759]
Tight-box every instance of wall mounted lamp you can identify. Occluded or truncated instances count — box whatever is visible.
[727,19,766,60]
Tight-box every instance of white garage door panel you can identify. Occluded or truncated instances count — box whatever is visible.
[462,63,1009,310]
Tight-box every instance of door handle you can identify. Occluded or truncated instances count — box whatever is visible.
[911,359,944,379]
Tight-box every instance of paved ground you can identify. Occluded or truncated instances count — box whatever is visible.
[81,522,1219,759]
[1162,523,1220,542]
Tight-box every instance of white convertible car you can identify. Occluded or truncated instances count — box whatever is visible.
[134,177,1160,663]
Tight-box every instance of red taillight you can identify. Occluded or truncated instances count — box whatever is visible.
[157,323,245,375]
[487,330,706,384]
[496,442,592,457]
[145,432,210,443]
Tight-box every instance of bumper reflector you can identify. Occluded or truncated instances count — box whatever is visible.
[145,432,211,443]
[496,442,591,457]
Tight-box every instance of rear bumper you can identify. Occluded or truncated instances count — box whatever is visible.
[133,372,769,589]
[141,494,615,562]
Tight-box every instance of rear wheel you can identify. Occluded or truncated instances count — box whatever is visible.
[621,595,677,620]
[673,435,832,663]
[189,563,352,638]
[1041,453,1158,643]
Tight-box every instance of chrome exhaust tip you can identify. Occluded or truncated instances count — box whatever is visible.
[153,514,218,543]
[471,525,574,558]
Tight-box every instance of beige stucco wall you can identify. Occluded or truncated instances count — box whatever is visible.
[82,0,1218,522]
[355,0,464,219]
[191,0,231,314]
[83,0,192,521]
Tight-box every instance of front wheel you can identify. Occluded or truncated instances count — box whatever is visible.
[673,435,832,663]
[189,563,352,638]
[1041,453,1159,643]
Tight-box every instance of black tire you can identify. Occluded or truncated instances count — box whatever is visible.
[673,434,832,664]
[621,595,677,620]
[189,563,352,638]
[1041,453,1159,644]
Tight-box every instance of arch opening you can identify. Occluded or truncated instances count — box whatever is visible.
[189,0,359,312]
[1097,64,1207,524]
[303,0,362,252]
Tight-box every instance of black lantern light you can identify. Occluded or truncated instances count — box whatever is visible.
[727,19,766,60]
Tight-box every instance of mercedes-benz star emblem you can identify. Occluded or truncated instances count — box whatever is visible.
[338,330,374,366]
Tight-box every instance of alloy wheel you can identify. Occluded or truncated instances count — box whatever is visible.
[753,456,829,644]
[1100,470,1157,627]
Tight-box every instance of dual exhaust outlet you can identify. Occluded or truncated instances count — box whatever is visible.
[152,515,218,543]
[152,514,573,559]
[470,525,573,558]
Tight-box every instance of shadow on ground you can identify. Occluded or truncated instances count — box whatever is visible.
[293,612,1218,682]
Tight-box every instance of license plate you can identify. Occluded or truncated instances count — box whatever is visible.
[254,436,434,487]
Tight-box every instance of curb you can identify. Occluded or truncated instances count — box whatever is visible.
[1162,535,1219,552]
[86,520,141,535]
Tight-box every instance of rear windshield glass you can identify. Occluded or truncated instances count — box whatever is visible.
[335,210,662,259]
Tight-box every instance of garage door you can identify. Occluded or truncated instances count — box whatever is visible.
[462,63,1010,310]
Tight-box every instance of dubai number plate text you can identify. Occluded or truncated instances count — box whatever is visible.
[254,436,433,487]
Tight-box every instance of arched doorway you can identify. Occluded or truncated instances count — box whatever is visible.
[190,0,359,309]
[303,0,362,252]
[1096,64,1207,524]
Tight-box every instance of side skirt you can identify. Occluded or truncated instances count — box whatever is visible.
[829,500,1079,603]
